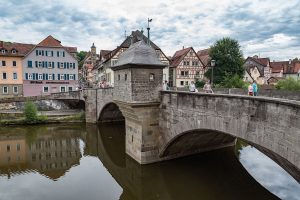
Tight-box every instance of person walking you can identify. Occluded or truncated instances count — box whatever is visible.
[189,81,196,92]
[252,81,258,96]
[248,83,253,96]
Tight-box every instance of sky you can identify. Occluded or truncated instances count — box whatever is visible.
[0,0,299,60]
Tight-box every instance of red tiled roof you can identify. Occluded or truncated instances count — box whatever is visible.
[270,61,300,74]
[37,35,62,47]
[197,49,210,67]
[64,46,77,53]
[170,47,192,68]
[0,41,35,56]
[270,61,286,73]
[253,57,270,67]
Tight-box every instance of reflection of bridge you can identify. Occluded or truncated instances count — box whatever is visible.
[84,124,279,200]
[1,40,300,182]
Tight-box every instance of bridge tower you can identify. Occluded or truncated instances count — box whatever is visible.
[111,40,166,163]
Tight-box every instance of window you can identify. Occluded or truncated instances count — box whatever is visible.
[13,61,17,66]
[60,74,65,80]
[60,86,66,92]
[13,86,18,94]
[181,71,188,77]
[118,74,120,81]
[13,72,17,80]
[57,51,60,57]
[181,71,184,76]
[38,50,42,56]
[3,86,8,94]
[43,86,49,93]
[2,61,6,66]
[196,71,200,76]
[28,61,32,68]
[48,62,53,68]
[2,72,7,79]
[189,52,193,56]
[7,145,10,152]
[38,61,43,68]
[38,74,43,80]
[69,74,74,80]
[180,81,184,86]
[149,73,155,81]
[192,61,199,66]
[1,49,6,54]
[185,81,189,85]
[60,63,64,68]
[12,50,16,54]
[48,74,53,80]
[68,87,73,91]
[28,74,33,80]
[47,51,52,57]
[125,74,127,81]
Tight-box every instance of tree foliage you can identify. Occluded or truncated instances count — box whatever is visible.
[24,101,38,123]
[204,37,245,85]
[275,77,300,91]
[220,74,248,89]
[76,51,88,69]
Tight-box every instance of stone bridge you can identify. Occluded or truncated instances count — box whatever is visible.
[1,40,299,182]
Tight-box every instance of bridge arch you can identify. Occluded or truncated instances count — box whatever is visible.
[159,91,300,182]
[98,102,125,123]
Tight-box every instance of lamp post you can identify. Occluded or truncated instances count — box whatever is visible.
[210,59,216,87]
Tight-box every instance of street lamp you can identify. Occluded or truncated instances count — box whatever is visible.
[210,59,216,87]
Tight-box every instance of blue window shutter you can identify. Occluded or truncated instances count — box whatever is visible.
[67,63,69,69]
[64,62,66,69]
[42,51,44,56]
[58,74,60,80]
[52,62,54,68]
[45,51,48,56]
[74,74,76,80]
[45,62,48,68]
[42,61,45,68]
[67,74,69,80]
[57,51,59,57]
[64,74,66,80]
[25,73,28,80]
[57,62,60,68]
[53,73,55,80]
[43,73,45,80]
[36,73,38,80]
[36,50,38,56]
[35,61,38,67]
[63,51,65,57]
[46,74,48,80]
[73,63,75,69]
[33,73,35,80]
[51,51,54,56]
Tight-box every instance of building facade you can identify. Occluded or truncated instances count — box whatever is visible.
[82,43,99,87]
[170,47,205,88]
[22,36,78,96]
[243,56,271,85]
[94,30,169,87]
[0,42,34,97]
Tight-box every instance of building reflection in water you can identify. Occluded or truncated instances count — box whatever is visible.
[0,125,84,180]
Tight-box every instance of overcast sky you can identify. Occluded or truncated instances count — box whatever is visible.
[0,0,299,60]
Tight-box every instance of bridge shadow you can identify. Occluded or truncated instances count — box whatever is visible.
[84,124,279,200]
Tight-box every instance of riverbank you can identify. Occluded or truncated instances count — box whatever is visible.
[0,109,85,125]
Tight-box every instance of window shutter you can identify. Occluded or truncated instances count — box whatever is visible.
[67,74,69,80]
[67,63,69,69]
[46,74,48,80]
[35,61,38,67]
[43,73,45,80]
[45,51,48,56]
[64,74,67,80]
[25,73,28,80]
[42,61,45,68]
[64,62,66,69]
[58,74,60,80]
[63,51,65,57]
[35,73,38,80]
[52,62,54,68]
[45,62,48,68]
[57,51,59,57]
[57,62,60,68]
[53,73,55,80]
[36,50,38,56]
[51,51,54,56]
[42,51,44,56]
[73,63,75,69]
[74,74,76,80]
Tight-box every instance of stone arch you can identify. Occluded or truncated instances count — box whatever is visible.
[98,102,125,123]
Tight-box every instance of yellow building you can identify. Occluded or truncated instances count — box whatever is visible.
[0,41,34,97]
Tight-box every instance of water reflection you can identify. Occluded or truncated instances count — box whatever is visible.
[0,123,297,199]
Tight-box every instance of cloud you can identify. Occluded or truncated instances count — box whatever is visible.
[0,0,299,60]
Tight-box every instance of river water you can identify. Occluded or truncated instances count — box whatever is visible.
[0,123,299,200]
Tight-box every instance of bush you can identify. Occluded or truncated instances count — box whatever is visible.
[220,74,247,89]
[37,115,48,123]
[195,80,205,88]
[24,101,38,123]
[275,77,300,91]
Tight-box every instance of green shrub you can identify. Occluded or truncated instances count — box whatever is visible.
[195,80,205,88]
[37,115,48,123]
[220,74,247,89]
[24,101,38,123]
[275,77,300,91]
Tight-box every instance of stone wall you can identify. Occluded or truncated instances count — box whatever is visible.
[113,69,132,102]
[159,91,300,182]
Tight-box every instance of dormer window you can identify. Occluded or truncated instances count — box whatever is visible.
[11,49,17,54]
[1,49,6,54]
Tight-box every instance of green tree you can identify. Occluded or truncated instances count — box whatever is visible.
[24,101,38,123]
[76,51,88,69]
[220,74,247,88]
[204,37,245,85]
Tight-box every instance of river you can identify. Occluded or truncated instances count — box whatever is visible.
[0,123,299,200]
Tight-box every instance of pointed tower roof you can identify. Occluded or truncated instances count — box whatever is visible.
[37,35,63,47]
[112,40,166,70]
[91,43,96,48]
